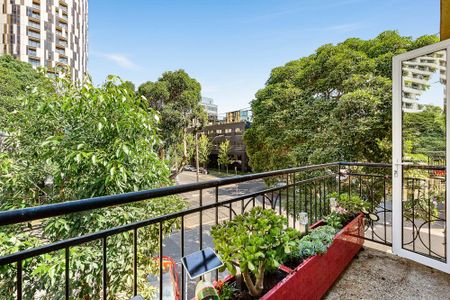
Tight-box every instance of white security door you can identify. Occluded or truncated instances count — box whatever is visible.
[392,40,450,273]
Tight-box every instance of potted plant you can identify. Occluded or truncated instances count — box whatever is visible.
[211,207,299,298]
[211,194,366,300]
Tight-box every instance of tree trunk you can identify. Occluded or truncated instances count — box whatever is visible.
[242,270,262,297]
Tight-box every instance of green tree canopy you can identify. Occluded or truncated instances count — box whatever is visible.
[198,133,212,168]
[0,73,186,298]
[245,31,439,172]
[0,55,53,125]
[138,70,207,175]
[218,140,232,172]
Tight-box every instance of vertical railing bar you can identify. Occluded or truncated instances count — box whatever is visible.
[133,228,138,296]
[199,189,203,250]
[428,180,432,256]
[412,179,415,252]
[304,186,307,217]
[215,186,219,225]
[215,186,219,282]
[262,193,266,210]
[286,174,289,226]
[65,247,70,300]
[318,180,322,220]
[252,196,256,208]
[17,259,22,300]
[102,237,107,300]
[359,175,363,198]
[309,186,313,224]
[293,173,296,229]
[314,184,317,223]
[348,173,351,200]
[338,164,341,199]
[181,215,185,300]
[159,222,163,300]
[383,175,387,245]
[371,176,374,241]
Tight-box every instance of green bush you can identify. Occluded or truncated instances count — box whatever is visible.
[211,207,299,297]
[296,225,336,259]
[324,211,351,229]
[329,192,369,214]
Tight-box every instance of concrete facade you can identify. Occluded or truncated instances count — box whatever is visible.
[199,121,250,171]
[0,0,88,82]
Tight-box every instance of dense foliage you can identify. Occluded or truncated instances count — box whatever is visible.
[211,207,299,297]
[0,55,53,128]
[245,31,439,171]
[0,61,187,299]
[403,105,445,163]
[138,70,207,175]
[198,133,212,168]
[218,140,232,172]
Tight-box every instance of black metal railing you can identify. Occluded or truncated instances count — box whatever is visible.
[0,162,446,299]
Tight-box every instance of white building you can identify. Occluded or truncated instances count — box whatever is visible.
[0,0,88,82]
[402,50,446,112]
[202,97,218,122]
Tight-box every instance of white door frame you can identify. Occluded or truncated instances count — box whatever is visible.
[392,39,450,274]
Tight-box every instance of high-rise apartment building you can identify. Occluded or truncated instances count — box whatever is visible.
[0,0,88,81]
[402,50,446,112]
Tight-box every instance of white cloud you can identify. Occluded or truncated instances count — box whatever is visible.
[93,52,139,70]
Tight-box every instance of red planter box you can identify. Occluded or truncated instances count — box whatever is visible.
[260,213,365,300]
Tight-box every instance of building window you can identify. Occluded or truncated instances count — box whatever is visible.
[29,58,40,67]
[225,128,232,134]
[29,40,40,47]
[59,56,68,64]
[56,48,65,55]
[29,21,40,29]
[27,29,40,39]
[27,48,37,56]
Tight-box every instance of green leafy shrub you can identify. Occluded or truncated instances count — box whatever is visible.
[329,192,369,214]
[324,211,351,229]
[211,207,298,297]
[296,225,336,259]
[0,73,187,299]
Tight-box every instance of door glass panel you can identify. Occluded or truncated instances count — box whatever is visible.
[401,50,447,262]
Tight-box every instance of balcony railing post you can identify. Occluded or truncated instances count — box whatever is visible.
[65,247,70,299]
[159,222,163,300]
[293,172,296,229]
[17,259,22,300]
[133,228,138,296]
[102,237,107,300]
[181,216,185,300]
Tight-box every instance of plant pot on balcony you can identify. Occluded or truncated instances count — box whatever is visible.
[221,213,364,300]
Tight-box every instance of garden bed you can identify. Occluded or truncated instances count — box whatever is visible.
[220,213,364,300]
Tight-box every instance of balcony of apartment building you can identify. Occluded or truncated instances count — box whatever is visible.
[31,1,40,11]
[27,27,40,40]
[57,36,68,47]
[58,55,68,65]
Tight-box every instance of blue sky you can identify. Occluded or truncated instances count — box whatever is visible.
[88,0,440,114]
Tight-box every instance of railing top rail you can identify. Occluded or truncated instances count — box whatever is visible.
[0,174,335,266]
[339,161,445,170]
[0,162,337,227]
[0,161,443,228]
